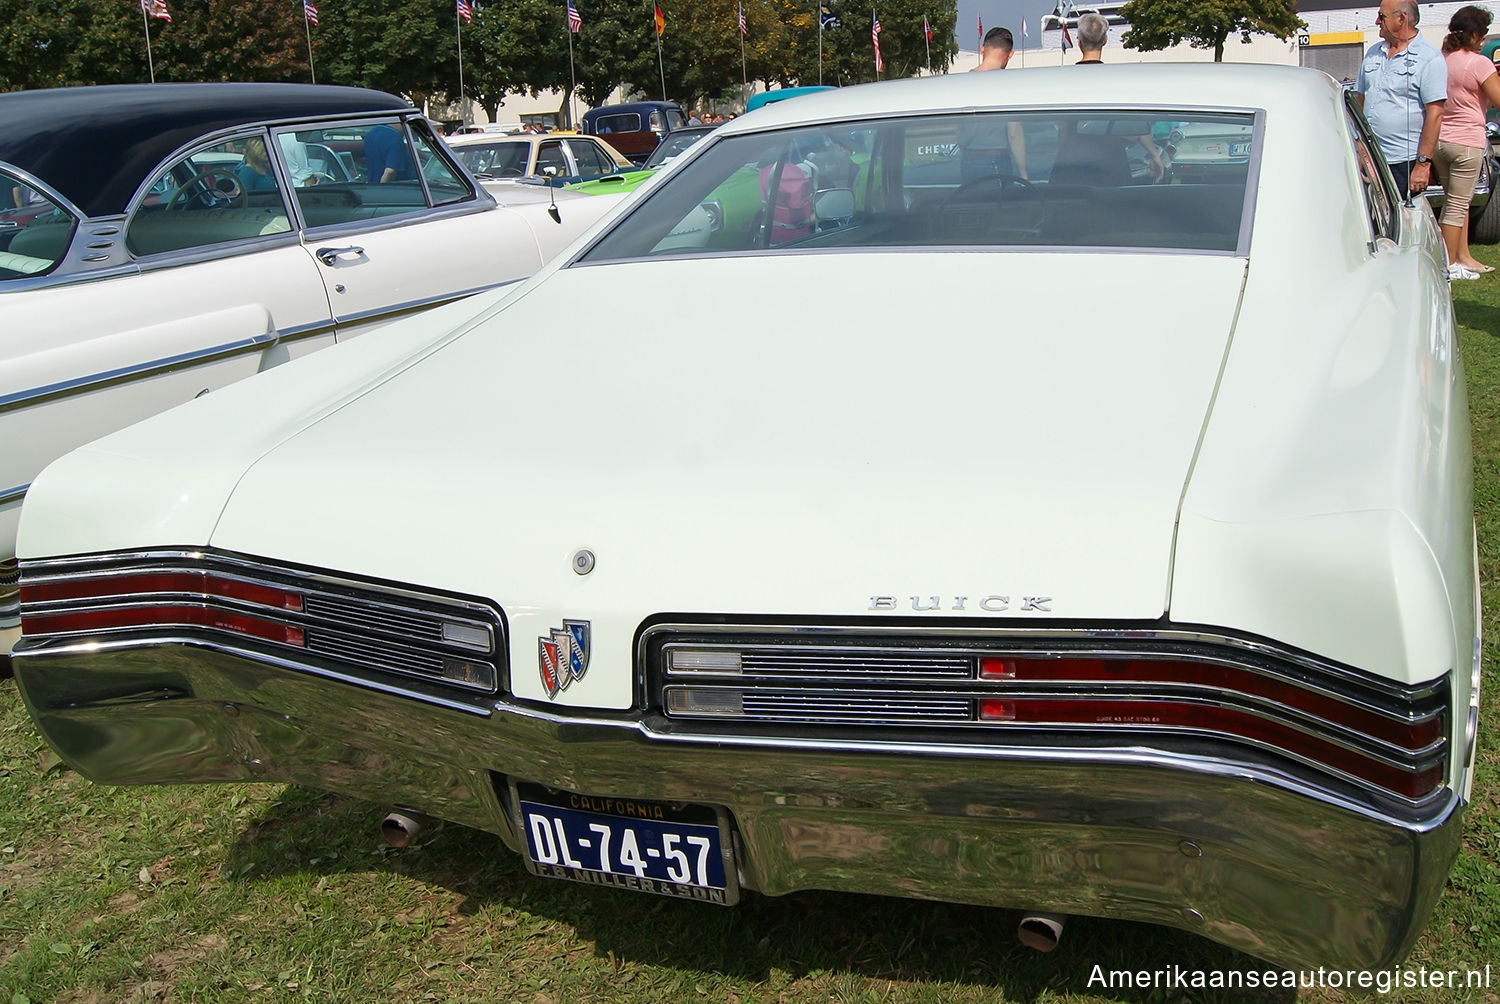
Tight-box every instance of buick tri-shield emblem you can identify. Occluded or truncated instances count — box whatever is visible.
[539,619,590,698]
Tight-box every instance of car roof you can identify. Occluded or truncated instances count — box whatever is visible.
[583,102,681,120]
[745,86,835,111]
[0,82,412,218]
[447,133,546,147]
[720,63,1337,133]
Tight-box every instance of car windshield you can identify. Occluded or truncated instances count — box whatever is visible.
[642,129,710,170]
[578,110,1257,262]
[453,142,530,178]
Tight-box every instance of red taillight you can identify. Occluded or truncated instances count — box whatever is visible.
[978,656,1439,751]
[19,571,306,647]
[23,572,302,611]
[976,696,1441,799]
[21,604,306,647]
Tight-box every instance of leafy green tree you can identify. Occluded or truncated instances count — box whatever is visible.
[463,0,575,122]
[154,0,310,82]
[0,0,147,90]
[1120,0,1303,62]
[316,0,457,100]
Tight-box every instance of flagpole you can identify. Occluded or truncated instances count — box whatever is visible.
[304,6,316,83]
[141,3,156,84]
[739,8,746,92]
[924,15,930,74]
[656,32,666,101]
[1020,18,1026,67]
[456,11,468,126]
[818,1,823,85]
[566,20,577,129]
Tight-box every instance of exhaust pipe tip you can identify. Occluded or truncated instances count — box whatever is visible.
[1017,912,1066,952]
[380,809,427,848]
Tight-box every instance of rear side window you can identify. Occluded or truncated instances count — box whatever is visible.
[569,140,615,177]
[0,172,76,280]
[580,110,1257,261]
[126,134,292,257]
[1344,97,1397,242]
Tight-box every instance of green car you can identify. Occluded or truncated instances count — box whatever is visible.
[570,124,717,195]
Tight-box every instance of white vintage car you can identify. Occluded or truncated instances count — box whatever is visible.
[0,83,620,654]
[12,65,1478,970]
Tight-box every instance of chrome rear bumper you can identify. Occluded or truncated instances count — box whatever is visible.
[13,638,1462,971]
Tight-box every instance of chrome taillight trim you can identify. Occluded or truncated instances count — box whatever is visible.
[19,550,506,697]
[640,620,1450,804]
[0,556,18,620]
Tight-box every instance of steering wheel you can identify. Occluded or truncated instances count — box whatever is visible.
[165,169,245,211]
[938,172,1043,238]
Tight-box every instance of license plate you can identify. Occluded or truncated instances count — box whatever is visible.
[513,782,738,904]
[1229,141,1252,158]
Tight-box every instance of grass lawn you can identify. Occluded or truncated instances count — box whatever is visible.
[4,252,1500,1003]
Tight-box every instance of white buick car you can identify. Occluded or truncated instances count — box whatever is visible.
[0,82,619,652]
[12,65,1478,971]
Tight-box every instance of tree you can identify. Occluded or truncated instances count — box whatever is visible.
[317,0,456,100]
[463,0,575,122]
[0,0,148,90]
[1120,0,1303,62]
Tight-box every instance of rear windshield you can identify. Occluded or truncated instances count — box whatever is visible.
[578,110,1256,261]
[593,113,642,134]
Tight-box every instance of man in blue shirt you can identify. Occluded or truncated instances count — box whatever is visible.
[1355,0,1446,196]
[362,124,416,183]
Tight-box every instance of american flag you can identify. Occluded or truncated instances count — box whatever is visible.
[303,0,319,26]
[976,14,982,50]
[1060,20,1073,50]
[738,2,747,35]
[567,0,582,31]
[923,14,930,42]
[457,0,472,23]
[872,10,881,72]
[141,0,171,22]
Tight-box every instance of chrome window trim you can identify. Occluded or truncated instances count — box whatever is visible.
[0,483,27,507]
[0,162,86,220]
[123,126,293,223]
[0,329,308,414]
[569,102,1263,267]
[294,187,499,244]
[569,245,1249,271]
[121,112,433,217]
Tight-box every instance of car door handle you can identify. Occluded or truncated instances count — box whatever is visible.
[316,245,365,265]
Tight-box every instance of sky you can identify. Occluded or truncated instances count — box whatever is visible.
[955,0,1061,52]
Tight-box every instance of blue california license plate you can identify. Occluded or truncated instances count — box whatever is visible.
[514,783,738,904]
[1229,141,1252,158]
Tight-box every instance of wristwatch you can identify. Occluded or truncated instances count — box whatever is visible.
[1416,154,1433,164]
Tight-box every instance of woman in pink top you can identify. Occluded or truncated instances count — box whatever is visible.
[1435,5,1500,277]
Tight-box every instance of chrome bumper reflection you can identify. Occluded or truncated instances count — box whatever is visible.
[13,638,1463,971]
